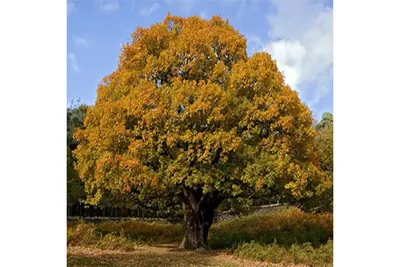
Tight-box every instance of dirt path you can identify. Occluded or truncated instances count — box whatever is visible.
[67,244,306,267]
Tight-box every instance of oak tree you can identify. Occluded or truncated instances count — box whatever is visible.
[74,14,324,249]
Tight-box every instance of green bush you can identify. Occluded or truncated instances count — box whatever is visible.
[233,239,333,267]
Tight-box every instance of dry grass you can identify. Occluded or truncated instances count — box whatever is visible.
[67,222,138,251]
[67,244,308,267]
[233,240,333,267]
[67,208,333,266]
[210,207,333,248]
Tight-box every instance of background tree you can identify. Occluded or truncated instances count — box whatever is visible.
[67,102,87,212]
[315,112,333,211]
[301,112,333,212]
[74,14,325,249]
[316,113,333,173]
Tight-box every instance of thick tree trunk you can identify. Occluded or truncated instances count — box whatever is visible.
[179,205,210,249]
[178,189,221,250]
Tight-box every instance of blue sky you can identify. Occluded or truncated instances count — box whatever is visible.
[67,0,333,118]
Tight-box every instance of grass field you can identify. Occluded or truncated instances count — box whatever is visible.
[67,244,312,267]
[67,207,333,267]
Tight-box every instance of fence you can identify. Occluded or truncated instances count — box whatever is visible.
[67,203,289,223]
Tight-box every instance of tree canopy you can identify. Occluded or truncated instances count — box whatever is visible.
[74,14,325,249]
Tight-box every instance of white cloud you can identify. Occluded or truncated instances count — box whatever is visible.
[265,39,307,92]
[199,9,208,19]
[140,2,160,17]
[255,0,333,105]
[75,37,90,47]
[95,0,119,13]
[68,53,79,72]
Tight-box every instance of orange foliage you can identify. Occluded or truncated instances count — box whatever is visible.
[73,14,324,205]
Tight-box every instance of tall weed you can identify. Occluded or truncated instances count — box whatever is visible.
[233,240,333,267]
[209,207,333,249]
[67,221,137,251]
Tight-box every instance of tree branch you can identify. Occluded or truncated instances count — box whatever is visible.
[211,147,222,165]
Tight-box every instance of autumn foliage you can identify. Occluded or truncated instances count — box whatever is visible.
[74,14,326,249]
